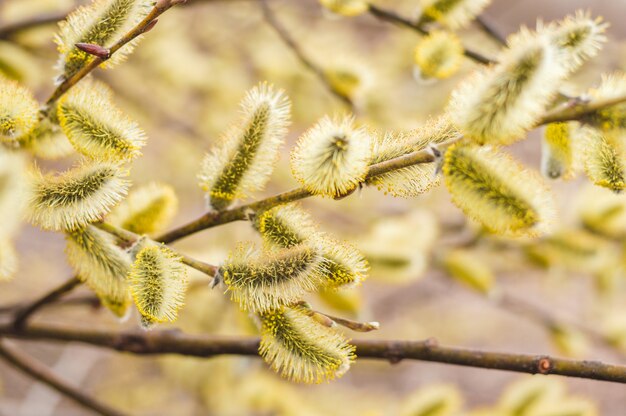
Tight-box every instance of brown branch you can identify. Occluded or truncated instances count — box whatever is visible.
[0,340,128,416]
[42,0,184,113]
[474,16,507,46]
[259,0,354,110]
[156,148,436,243]
[0,11,69,40]
[366,4,495,65]
[11,276,82,330]
[1,323,626,383]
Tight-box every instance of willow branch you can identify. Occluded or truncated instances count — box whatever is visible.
[11,276,82,330]
[0,11,69,40]
[157,148,436,243]
[0,340,127,416]
[366,4,494,65]
[1,323,626,384]
[42,0,184,113]
[259,0,354,110]
[474,16,507,46]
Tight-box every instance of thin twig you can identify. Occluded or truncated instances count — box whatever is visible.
[12,276,82,330]
[367,4,495,65]
[0,340,127,416]
[259,0,354,109]
[474,15,507,46]
[2,323,626,383]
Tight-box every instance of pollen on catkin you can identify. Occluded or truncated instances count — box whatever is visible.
[0,241,17,281]
[319,0,368,17]
[291,115,372,198]
[541,122,575,180]
[414,31,464,80]
[57,81,146,161]
[448,29,566,146]
[27,160,130,231]
[368,118,459,197]
[107,182,178,235]
[418,0,492,29]
[129,244,188,323]
[258,305,355,383]
[586,72,626,133]
[198,83,291,211]
[66,224,132,317]
[541,11,607,73]
[0,77,38,143]
[253,204,369,289]
[220,243,325,313]
[578,127,626,193]
[55,0,154,82]
[443,142,555,236]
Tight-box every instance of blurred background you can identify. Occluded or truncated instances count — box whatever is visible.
[1,0,626,414]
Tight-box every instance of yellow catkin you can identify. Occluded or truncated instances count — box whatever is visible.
[129,244,188,323]
[586,73,626,134]
[258,305,355,383]
[541,122,575,180]
[443,143,555,236]
[65,225,132,317]
[27,160,130,231]
[55,0,154,82]
[291,115,373,198]
[414,31,464,80]
[578,127,626,193]
[319,0,368,17]
[0,77,38,143]
[0,241,18,281]
[497,378,566,415]
[107,182,178,235]
[442,249,494,295]
[0,149,27,239]
[57,80,146,162]
[399,384,463,416]
[198,83,291,210]
[419,0,492,29]
[448,29,566,145]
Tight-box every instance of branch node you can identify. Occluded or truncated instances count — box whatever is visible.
[537,356,553,374]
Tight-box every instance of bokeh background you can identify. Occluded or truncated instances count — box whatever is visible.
[1,0,626,414]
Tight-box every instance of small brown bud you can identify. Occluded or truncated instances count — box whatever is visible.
[75,43,110,59]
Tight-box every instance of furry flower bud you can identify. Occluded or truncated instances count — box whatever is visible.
[578,127,626,193]
[107,182,178,235]
[27,160,130,231]
[443,143,555,236]
[129,244,188,323]
[448,30,566,145]
[414,31,463,80]
[542,11,607,73]
[220,243,325,313]
[442,249,495,295]
[418,0,491,29]
[18,118,75,160]
[291,115,372,198]
[0,149,27,239]
[0,241,18,282]
[319,0,368,17]
[585,73,626,134]
[541,122,575,180]
[55,0,154,82]
[57,81,146,161]
[0,77,38,143]
[66,224,132,317]
[400,385,463,416]
[259,305,355,383]
[199,83,290,210]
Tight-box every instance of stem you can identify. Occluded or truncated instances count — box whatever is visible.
[367,4,495,65]
[0,340,128,416]
[12,276,82,330]
[42,1,181,112]
[2,323,626,383]
[474,16,507,46]
[259,0,354,110]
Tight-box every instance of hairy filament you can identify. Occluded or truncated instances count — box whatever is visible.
[107,182,178,235]
[129,244,188,323]
[291,115,372,198]
[27,160,129,231]
[258,305,355,383]
[448,29,566,145]
[443,143,555,236]
[66,224,132,317]
[199,83,291,210]
[57,81,146,161]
